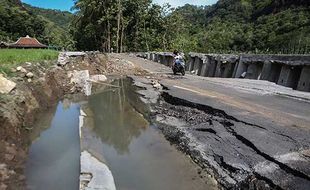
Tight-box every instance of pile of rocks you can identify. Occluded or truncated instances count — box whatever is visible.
[16,66,34,82]
[106,57,136,74]
[58,52,87,66]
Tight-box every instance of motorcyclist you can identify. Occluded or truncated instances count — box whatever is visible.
[172,50,185,75]
[173,50,184,66]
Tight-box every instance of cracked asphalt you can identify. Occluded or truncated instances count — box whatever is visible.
[109,53,310,189]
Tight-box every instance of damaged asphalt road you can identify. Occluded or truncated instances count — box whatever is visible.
[117,53,310,190]
[155,91,310,189]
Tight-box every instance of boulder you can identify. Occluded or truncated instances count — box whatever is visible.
[0,75,16,94]
[69,70,92,96]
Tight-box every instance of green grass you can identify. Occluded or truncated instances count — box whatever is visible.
[0,49,59,76]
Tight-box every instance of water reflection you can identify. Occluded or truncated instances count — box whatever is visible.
[87,78,215,190]
[88,78,149,154]
[26,102,80,190]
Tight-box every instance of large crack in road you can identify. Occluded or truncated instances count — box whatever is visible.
[121,52,310,190]
[149,90,310,189]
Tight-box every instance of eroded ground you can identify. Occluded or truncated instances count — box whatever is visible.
[1,52,309,190]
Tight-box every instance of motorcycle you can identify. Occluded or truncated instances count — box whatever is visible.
[172,60,185,76]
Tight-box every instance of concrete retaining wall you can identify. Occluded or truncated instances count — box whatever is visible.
[139,52,310,92]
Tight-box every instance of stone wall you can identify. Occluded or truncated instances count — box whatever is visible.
[140,52,310,92]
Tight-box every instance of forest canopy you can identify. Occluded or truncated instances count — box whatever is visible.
[1,0,309,54]
[71,0,310,54]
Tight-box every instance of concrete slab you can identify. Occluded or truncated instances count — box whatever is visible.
[79,108,116,190]
[80,151,116,190]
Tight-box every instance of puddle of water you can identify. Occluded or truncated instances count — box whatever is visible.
[25,78,217,190]
[86,78,217,190]
[25,101,80,190]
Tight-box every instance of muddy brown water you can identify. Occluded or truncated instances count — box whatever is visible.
[26,78,217,190]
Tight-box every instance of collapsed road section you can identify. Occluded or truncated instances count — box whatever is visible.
[126,51,310,190]
[77,78,217,190]
[131,75,310,189]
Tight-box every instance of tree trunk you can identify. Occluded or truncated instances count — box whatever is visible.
[120,18,124,53]
[108,21,111,53]
[163,33,167,51]
[144,20,149,51]
[116,0,121,53]
[134,18,140,51]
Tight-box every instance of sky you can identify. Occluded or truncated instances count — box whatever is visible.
[21,0,218,12]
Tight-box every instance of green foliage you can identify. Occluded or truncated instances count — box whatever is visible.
[69,0,310,54]
[0,49,58,75]
[170,0,310,54]
[0,0,74,49]
[72,0,162,52]
[0,0,46,42]
[23,4,73,29]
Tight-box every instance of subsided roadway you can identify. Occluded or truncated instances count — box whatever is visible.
[109,53,310,189]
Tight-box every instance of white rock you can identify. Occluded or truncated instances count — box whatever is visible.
[26,72,34,78]
[16,66,27,73]
[20,68,27,73]
[90,75,107,82]
[25,62,32,66]
[16,66,22,71]
[27,79,32,83]
[0,75,16,94]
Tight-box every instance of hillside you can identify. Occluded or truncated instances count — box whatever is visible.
[0,0,73,49]
[173,0,310,54]
[23,3,73,29]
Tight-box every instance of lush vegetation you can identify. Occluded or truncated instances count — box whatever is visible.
[172,0,310,54]
[0,0,74,49]
[0,49,58,75]
[23,4,73,29]
[1,0,309,54]
[72,0,310,54]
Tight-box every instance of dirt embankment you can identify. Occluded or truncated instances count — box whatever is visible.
[0,52,143,190]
